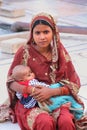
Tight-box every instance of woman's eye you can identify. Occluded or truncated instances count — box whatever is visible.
[35,31,40,35]
[44,30,49,34]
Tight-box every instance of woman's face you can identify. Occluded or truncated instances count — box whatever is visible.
[33,24,53,48]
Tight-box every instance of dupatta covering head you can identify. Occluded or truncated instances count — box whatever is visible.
[27,12,61,83]
[27,12,60,64]
[26,13,80,85]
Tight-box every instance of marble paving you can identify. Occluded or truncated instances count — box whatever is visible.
[0,0,87,129]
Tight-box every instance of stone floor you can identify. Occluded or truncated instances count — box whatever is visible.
[0,0,87,130]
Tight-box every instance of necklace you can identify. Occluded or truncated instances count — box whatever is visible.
[43,51,52,61]
[33,44,52,61]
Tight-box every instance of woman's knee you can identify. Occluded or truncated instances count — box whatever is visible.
[58,115,74,125]
[57,107,76,130]
[34,113,56,130]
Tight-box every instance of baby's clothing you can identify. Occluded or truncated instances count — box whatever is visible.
[16,79,49,108]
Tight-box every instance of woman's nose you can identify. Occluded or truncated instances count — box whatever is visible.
[40,33,45,39]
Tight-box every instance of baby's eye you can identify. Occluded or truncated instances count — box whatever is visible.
[19,79,23,81]
[27,74,30,76]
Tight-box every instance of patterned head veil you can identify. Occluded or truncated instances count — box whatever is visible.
[28,12,60,63]
[27,12,61,83]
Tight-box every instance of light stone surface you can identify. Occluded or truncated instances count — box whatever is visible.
[0,0,2,6]
[0,5,25,18]
[0,38,27,54]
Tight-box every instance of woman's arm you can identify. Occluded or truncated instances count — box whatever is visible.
[7,46,32,95]
[30,85,69,102]
[8,80,32,95]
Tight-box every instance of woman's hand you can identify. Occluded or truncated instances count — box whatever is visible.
[30,86,53,102]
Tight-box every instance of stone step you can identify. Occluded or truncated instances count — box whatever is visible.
[0,5,25,18]
[0,37,27,54]
[0,0,3,6]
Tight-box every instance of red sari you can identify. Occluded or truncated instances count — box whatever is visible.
[7,43,84,130]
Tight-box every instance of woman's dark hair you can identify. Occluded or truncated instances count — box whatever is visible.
[32,20,53,31]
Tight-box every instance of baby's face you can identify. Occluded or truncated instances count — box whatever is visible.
[23,67,35,81]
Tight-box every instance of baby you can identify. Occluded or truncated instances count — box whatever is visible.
[12,65,84,119]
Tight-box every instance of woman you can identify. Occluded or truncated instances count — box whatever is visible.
[7,12,85,130]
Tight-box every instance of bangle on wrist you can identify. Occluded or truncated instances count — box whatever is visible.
[31,87,35,94]
[59,87,69,95]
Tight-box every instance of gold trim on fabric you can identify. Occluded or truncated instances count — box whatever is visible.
[60,79,84,107]
[49,63,58,83]
[27,107,48,130]
[31,12,56,26]
[22,45,30,66]
[63,51,71,62]
[61,79,79,94]
[51,108,60,122]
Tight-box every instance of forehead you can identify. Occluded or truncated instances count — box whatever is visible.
[33,24,52,31]
[26,67,31,71]
[23,66,30,72]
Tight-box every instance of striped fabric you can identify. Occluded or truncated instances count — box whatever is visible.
[16,79,49,108]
